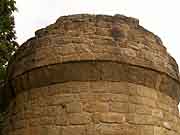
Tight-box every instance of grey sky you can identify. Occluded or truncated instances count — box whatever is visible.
[15,0,180,67]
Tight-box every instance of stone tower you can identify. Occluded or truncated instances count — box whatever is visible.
[1,14,180,135]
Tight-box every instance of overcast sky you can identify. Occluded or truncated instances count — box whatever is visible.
[15,0,180,66]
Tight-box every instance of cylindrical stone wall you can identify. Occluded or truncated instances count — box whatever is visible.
[2,14,180,135]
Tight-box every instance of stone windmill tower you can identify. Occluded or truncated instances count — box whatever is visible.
[1,14,180,135]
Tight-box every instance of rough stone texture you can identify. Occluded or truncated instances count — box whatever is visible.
[1,14,180,135]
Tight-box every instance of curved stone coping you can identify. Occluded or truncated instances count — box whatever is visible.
[7,60,180,102]
[7,14,179,81]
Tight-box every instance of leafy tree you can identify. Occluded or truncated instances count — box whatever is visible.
[0,0,18,81]
[0,0,18,134]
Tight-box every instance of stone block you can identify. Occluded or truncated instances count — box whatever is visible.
[69,113,91,125]
[139,125,154,135]
[66,102,82,113]
[110,102,129,113]
[135,104,152,115]
[110,94,129,102]
[94,112,126,124]
[55,110,68,126]
[84,102,109,112]
[62,126,86,135]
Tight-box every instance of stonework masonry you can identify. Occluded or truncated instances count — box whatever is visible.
[1,14,180,135]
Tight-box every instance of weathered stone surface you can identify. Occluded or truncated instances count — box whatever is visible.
[2,81,180,134]
[1,14,180,135]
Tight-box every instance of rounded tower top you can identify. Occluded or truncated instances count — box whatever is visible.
[8,14,180,101]
[8,14,179,80]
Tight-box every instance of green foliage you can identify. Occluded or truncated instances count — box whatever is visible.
[0,0,18,81]
[0,0,18,133]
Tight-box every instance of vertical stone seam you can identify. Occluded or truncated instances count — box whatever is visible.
[155,74,163,90]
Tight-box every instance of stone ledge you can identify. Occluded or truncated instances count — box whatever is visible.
[8,61,180,102]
